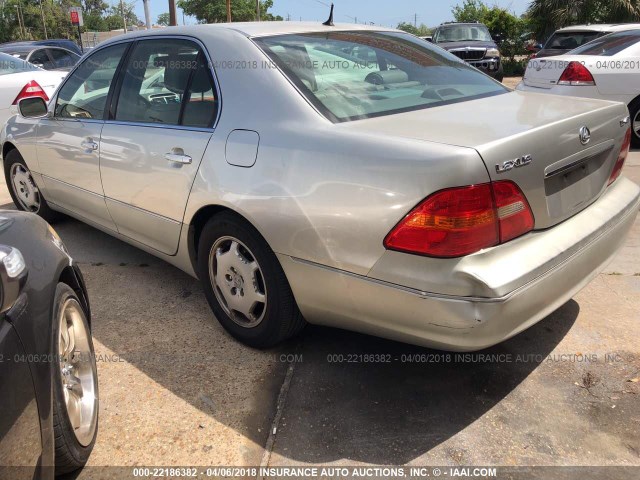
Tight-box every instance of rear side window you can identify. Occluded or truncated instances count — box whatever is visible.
[181,54,218,128]
[114,38,217,127]
[569,30,640,56]
[255,31,506,122]
[55,43,128,119]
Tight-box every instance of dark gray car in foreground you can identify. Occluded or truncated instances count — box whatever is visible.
[0,211,97,479]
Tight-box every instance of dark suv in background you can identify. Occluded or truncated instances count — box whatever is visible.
[430,22,503,81]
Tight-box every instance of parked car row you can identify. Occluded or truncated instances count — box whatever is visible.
[1,20,639,477]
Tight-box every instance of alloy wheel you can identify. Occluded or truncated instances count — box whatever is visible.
[10,163,40,213]
[633,109,640,141]
[58,298,98,447]
[209,236,268,328]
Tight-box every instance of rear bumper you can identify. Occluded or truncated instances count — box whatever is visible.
[279,177,640,351]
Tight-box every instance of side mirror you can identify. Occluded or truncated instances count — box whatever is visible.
[18,97,48,119]
[535,43,543,50]
[493,34,503,44]
[0,245,27,314]
[425,36,433,43]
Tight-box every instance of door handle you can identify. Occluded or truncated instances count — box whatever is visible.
[80,139,98,152]
[164,151,192,165]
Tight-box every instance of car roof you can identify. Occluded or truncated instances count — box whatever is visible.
[556,23,640,33]
[100,21,395,44]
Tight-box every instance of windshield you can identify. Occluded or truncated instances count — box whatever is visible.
[434,25,493,43]
[0,52,40,75]
[569,29,640,56]
[254,31,506,122]
[544,31,604,50]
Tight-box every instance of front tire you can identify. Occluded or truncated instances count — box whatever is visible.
[3,148,61,222]
[629,97,640,149]
[52,283,98,475]
[197,212,305,348]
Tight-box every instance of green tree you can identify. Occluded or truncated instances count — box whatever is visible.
[177,0,282,23]
[157,12,171,26]
[397,22,432,37]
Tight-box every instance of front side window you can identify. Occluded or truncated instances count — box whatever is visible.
[115,39,214,126]
[29,49,54,70]
[55,43,128,119]
[49,48,80,69]
[569,30,640,56]
[255,31,506,122]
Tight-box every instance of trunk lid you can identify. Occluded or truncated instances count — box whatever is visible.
[341,90,629,229]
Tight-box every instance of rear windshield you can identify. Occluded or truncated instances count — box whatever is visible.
[544,31,604,50]
[254,31,507,122]
[569,30,640,56]
[0,52,40,75]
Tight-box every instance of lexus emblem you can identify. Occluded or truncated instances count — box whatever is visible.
[579,126,591,145]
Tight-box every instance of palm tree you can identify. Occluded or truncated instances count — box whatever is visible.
[528,0,640,33]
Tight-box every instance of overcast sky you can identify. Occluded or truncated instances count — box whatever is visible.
[132,0,531,27]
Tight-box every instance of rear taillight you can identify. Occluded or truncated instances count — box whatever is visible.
[12,80,49,105]
[558,62,595,86]
[608,127,631,186]
[384,181,534,258]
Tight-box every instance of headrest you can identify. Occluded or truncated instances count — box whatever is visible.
[365,70,409,85]
[162,52,198,93]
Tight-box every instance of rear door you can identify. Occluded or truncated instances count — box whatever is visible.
[99,38,219,255]
[37,43,129,230]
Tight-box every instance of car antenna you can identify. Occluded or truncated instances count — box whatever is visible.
[323,3,335,26]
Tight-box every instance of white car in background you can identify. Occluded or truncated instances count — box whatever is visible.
[517,29,640,147]
[0,52,66,128]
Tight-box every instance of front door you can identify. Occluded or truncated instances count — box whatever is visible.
[37,43,129,230]
[100,38,218,255]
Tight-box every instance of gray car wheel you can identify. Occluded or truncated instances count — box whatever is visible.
[52,283,99,475]
[198,212,306,348]
[4,149,61,222]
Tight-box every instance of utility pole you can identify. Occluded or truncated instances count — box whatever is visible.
[39,0,48,39]
[226,0,231,22]
[256,0,260,21]
[414,13,417,28]
[169,0,177,25]
[142,0,152,29]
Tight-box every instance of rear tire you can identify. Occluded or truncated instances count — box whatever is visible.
[52,283,98,475]
[629,97,640,149]
[3,148,61,222]
[197,212,306,348]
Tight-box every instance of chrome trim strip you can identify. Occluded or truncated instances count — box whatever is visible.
[544,147,613,179]
[102,120,214,133]
[41,174,104,198]
[105,196,182,225]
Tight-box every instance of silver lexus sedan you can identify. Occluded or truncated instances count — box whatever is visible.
[2,23,639,351]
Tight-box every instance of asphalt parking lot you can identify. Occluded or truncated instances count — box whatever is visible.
[1,114,639,475]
